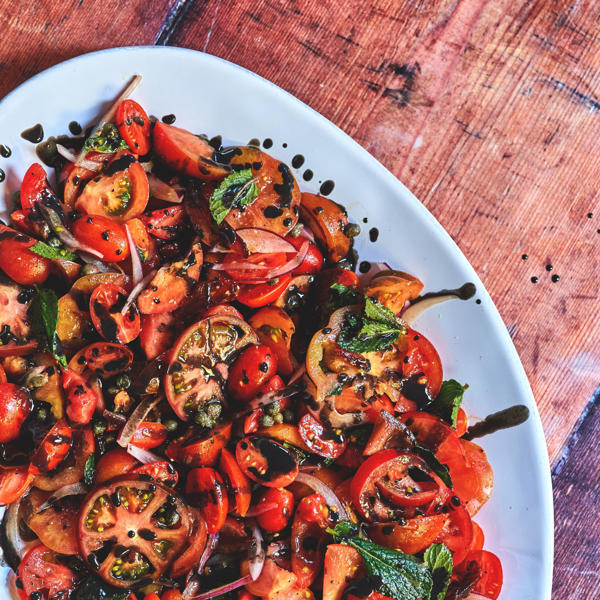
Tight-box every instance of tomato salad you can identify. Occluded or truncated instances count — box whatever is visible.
[0,80,503,600]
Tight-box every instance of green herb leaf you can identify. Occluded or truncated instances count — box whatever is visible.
[364,296,397,324]
[30,287,67,368]
[136,246,146,264]
[71,575,132,600]
[29,241,77,262]
[325,283,361,315]
[423,543,453,600]
[428,379,468,428]
[329,521,432,600]
[83,453,96,487]
[84,123,129,154]
[413,445,452,488]
[209,169,258,225]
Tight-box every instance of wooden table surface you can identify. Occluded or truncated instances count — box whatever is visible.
[2,0,599,595]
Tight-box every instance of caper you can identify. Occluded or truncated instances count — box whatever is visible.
[344,223,361,238]
[206,402,222,419]
[26,372,48,389]
[164,419,178,432]
[282,409,295,423]
[286,293,301,311]
[260,414,274,427]
[116,374,131,390]
[93,420,107,435]
[36,406,48,422]
[104,434,116,444]
[80,263,101,276]
[266,401,280,416]
[273,412,284,424]
[193,412,212,428]
[47,236,62,248]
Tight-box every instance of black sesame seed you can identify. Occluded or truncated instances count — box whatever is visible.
[545,264,553,271]
[531,276,538,283]
[551,274,560,282]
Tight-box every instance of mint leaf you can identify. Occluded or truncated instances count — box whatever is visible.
[83,453,95,487]
[30,241,77,262]
[136,246,146,264]
[423,543,453,600]
[428,379,468,428]
[30,287,67,368]
[328,522,432,600]
[364,296,397,324]
[413,445,452,488]
[84,123,128,153]
[326,283,361,315]
[72,575,131,600]
[209,169,258,225]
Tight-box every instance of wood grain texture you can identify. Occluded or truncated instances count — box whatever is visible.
[169,0,600,464]
[0,0,179,99]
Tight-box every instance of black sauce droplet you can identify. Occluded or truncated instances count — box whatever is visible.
[359,261,371,273]
[21,124,44,144]
[0,168,5,183]
[369,227,379,242]
[263,138,273,149]
[475,299,481,304]
[587,212,593,218]
[162,114,176,124]
[521,254,528,260]
[463,405,530,440]
[0,144,12,158]
[302,169,313,181]
[291,154,305,169]
[362,217,368,223]
[551,274,560,282]
[320,180,335,195]
[531,276,538,283]
[68,121,82,135]
[282,142,288,148]
[545,264,553,271]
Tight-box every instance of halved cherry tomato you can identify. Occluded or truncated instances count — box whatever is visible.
[130,422,168,450]
[287,235,323,275]
[238,274,292,308]
[83,341,134,376]
[0,225,52,285]
[75,154,149,222]
[455,407,468,437]
[236,436,298,487]
[137,240,203,314]
[95,447,139,484]
[79,476,192,587]
[368,513,449,554]
[62,163,95,208]
[291,500,325,587]
[0,383,31,442]
[62,368,99,425]
[18,544,76,600]
[470,521,485,552]
[140,311,176,361]
[72,215,130,262]
[90,283,141,343]
[116,99,151,155]
[20,163,56,218]
[433,503,474,566]
[169,507,207,578]
[255,488,294,532]
[30,419,73,475]
[125,218,159,273]
[298,413,346,458]
[132,461,178,488]
[219,448,251,517]
[0,465,34,505]
[350,449,444,521]
[401,329,443,399]
[365,270,424,315]
[166,422,232,467]
[223,251,286,282]
[153,121,231,181]
[457,550,503,599]
[227,344,277,402]
[186,467,228,534]
[142,205,185,240]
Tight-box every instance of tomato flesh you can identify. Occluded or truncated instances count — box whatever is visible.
[90,283,141,344]
[72,215,130,262]
[0,465,33,505]
[298,413,346,459]
[236,436,298,488]
[84,342,134,376]
[0,382,31,442]
[130,422,168,450]
[227,344,278,402]
[186,467,228,534]
[255,488,294,532]
[142,206,185,240]
[219,448,251,517]
[30,419,73,475]
[116,100,151,155]
[18,544,76,600]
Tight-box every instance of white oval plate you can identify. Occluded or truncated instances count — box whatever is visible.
[0,47,552,600]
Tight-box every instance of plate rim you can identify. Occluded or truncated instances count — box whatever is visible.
[0,45,554,599]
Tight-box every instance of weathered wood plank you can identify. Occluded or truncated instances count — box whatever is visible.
[169,0,600,463]
[0,0,176,99]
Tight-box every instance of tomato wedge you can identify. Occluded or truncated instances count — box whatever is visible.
[116,99,151,155]
[83,342,134,376]
[0,382,31,443]
[0,225,52,286]
[186,467,228,534]
[219,448,251,517]
[130,422,168,450]
[368,514,449,554]
[298,413,346,458]
[90,283,141,343]
[62,368,99,425]
[140,312,176,361]
[0,465,34,505]
[18,544,76,600]
[142,206,186,240]
[166,422,232,468]
[132,461,178,488]
[236,436,298,488]
[400,329,443,400]
[30,419,73,475]
[433,503,474,566]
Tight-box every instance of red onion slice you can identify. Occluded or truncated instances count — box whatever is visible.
[117,395,160,447]
[38,482,87,512]
[125,223,144,287]
[197,533,219,575]
[102,409,127,426]
[236,228,296,254]
[295,472,348,521]
[121,269,156,316]
[190,574,252,600]
[126,443,161,465]
[299,224,315,243]
[148,174,183,204]
[244,502,278,517]
[287,365,306,386]
[55,144,100,171]
[4,497,27,560]
[248,520,265,581]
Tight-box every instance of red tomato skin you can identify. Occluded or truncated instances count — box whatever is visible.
[132,461,178,488]
[433,503,474,566]
[142,206,185,240]
[115,100,151,155]
[0,383,31,442]
[0,466,34,505]
[402,329,443,398]
[467,550,503,599]
[186,467,228,534]
[0,225,52,285]
[256,488,294,532]
[18,544,76,600]
[95,447,138,483]
[287,236,324,275]
[202,304,244,319]
[298,413,346,459]
[219,448,251,517]
[20,163,48,217]
[130,422,168,450]
[237,274,292,308]
[62,369,98,425]
[227,344,278,402]
[140,311,176,360]
[71,215,130,262]
[90,283,141,344]
[125,218,159,273]
[455,407,468,437]
[29,420,73,475]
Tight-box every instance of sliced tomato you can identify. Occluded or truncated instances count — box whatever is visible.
[140,311,176,361]
[62,368,99,425]
[227,344,278,402]
[71,214,130,261]
[30,420,73,475]
[62,163,95,208]
[0,465,34,505]
[470,521,485,552]
[456,550,503,599]
[223,251,287,282]
[0,224,52,285]
[244,542,297,598]
[255,487,294,532]
[130,422,168,450]
[219,448,251,517]
[132,461,178,488]
[166,422,232,468]
[365,270,424,315]
[90,283,141,343]
[400,329,443,399]
[169,507,207,578]
[83,342,134,376]
[298,413,346,458]
[152,121,231,180]
[94,447,138,484]
[433,503,474,566]
[0,383,31,442]
[75,154,149,222]
[238,275,292,308]
[18,544,76,600]
[137,240,203,314]
[125,218,159,273]
[142,205,186,240]
[368,514,449,554]
[116,99,151,155]
[201,304,244,319]
[20,163,63,226]
[186,467,228,534]
[286,235,324,275]
[236,436,298,488]
[455,407,468,437]
[323,544,363,600]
